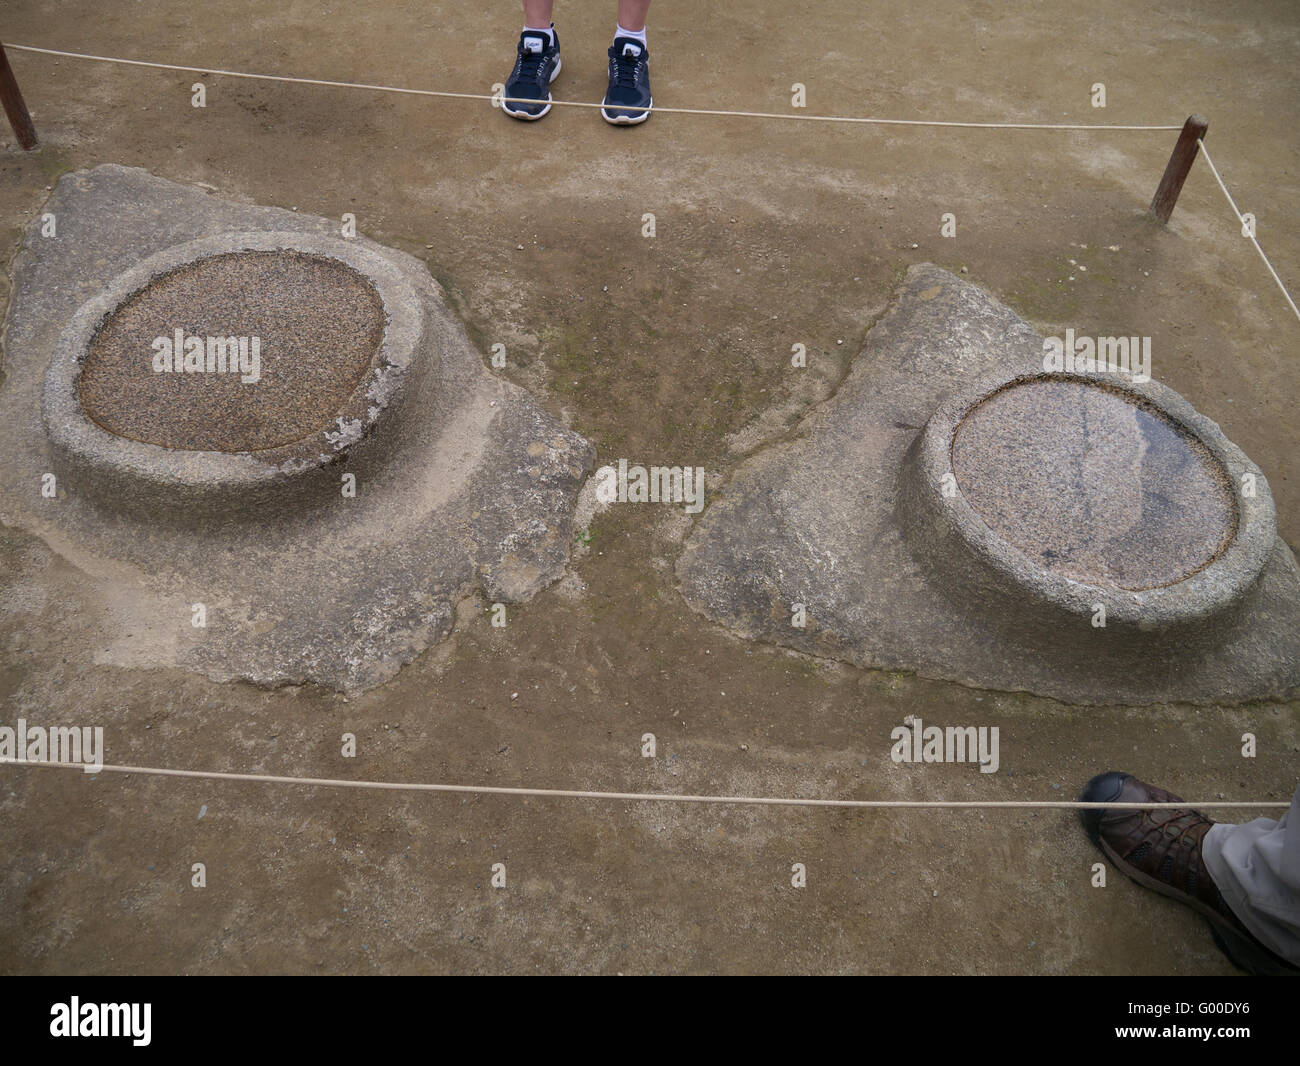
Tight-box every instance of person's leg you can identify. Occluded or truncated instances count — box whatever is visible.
[523,0,555,37]
[602,0,653,124]
[502,1,562,121]
[616,0,651,35]
[1202,783,1300,966]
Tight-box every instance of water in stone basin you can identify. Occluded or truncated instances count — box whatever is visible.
[78,250,384,453]
[951,378,1238,591]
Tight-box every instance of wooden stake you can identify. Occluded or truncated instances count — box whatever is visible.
[1150,115,1207,224]
[0,42,39,150]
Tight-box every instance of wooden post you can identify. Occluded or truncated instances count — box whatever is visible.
[0,42,39,150]
[1149,115,1207,224]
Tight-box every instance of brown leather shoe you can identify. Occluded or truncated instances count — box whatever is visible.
[1080,771,1298,976]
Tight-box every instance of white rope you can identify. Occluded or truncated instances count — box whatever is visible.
[1196,138,1300,323]
[0,759,1288,810]
[5,43,1183,131]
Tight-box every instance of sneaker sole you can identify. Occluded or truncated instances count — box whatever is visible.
[601,96,652,125]
[503,57,562,121]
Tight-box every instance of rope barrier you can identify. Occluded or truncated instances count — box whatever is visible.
[1196,138,1300,323]
[0,759,1289,810]
[0,44,1293,816]
[5,43,1183,131]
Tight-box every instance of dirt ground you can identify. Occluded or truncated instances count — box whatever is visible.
[1,0,1297,974]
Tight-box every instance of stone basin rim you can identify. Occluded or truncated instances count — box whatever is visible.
[41,230,424,497]
[911,367,1276,628]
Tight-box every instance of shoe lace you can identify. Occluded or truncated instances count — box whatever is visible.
[516,45,545,83]
[1147,808,1206,845]
[612,50,641,91]
[1137,808,1212,890]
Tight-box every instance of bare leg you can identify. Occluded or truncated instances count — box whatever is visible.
[616,0,651,33]
[523,0,554,26]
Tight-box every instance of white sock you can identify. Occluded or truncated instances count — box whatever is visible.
[615,24,647,54]
[522,24,555,52]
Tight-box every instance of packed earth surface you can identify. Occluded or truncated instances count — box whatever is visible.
[1,0,1297,974]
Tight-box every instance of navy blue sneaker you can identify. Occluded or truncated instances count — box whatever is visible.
[601,36,652,125]
[503,27,562,121]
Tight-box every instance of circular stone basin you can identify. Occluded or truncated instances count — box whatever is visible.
[906,369,1277,630]
[951,378,1236,591]
[79,250,385,453]
[43,231,424,516]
